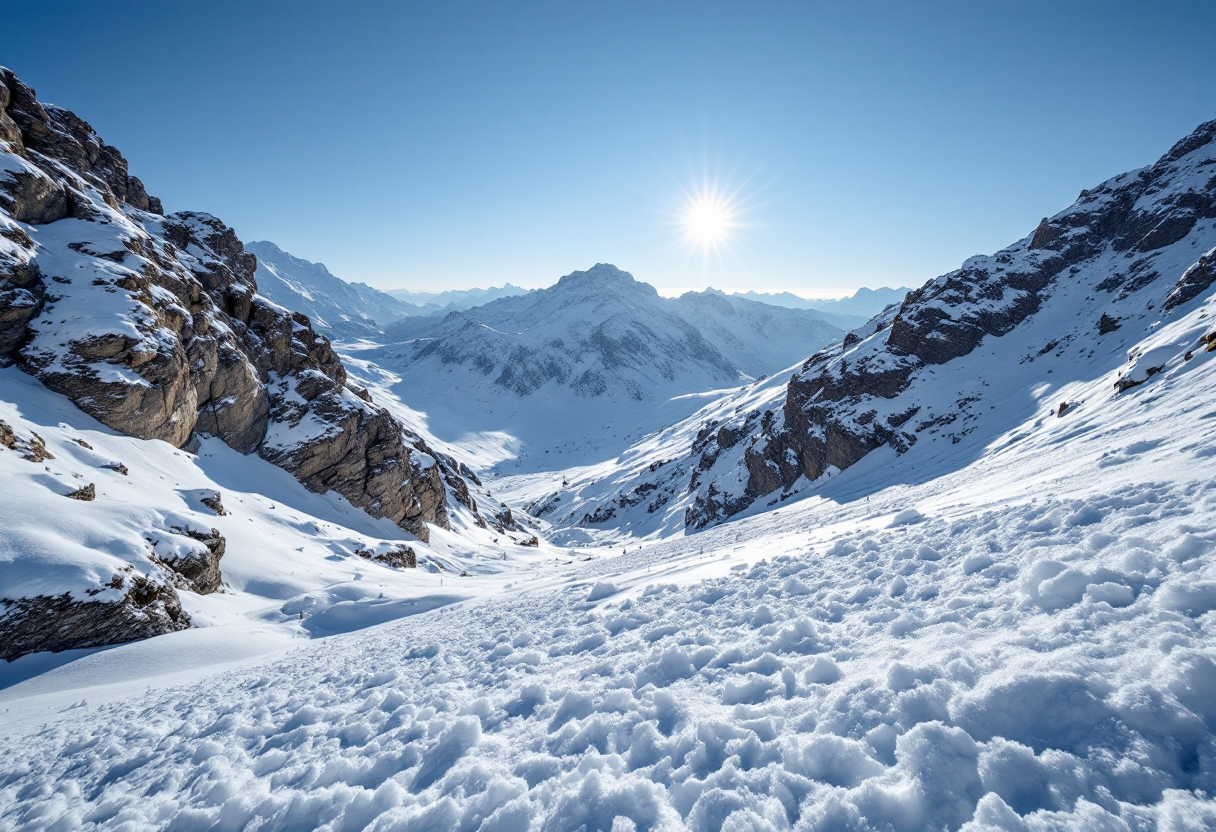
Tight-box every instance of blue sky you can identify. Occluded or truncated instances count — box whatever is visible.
[2,1,1214,296]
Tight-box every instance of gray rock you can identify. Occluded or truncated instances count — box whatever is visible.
[0,419,52,462]
[356,544,416,569]
[1164,249,1216,313]
[683,118,1216,529]
[0,68,480,546]
[160,527,225,594]
[0,574,188,661]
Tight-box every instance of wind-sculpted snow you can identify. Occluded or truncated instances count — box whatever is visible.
[4,458,1215,830]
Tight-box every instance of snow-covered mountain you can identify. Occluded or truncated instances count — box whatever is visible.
[383,264,845,393]
[248,242,533,337]
[246,241,418,339]
[531,119,1216,536]
[362,264,845,472]
[0,68,519,660]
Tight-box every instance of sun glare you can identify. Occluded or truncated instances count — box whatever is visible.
[682,191,736,250]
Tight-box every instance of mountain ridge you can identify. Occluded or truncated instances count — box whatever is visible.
[535,118,1216,535]
[0,67,512,659]
[246,240,418,338]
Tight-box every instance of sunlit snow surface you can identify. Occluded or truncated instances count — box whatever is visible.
[4,322,1216,829]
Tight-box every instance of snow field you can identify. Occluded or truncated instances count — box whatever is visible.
[3,459,1215,830]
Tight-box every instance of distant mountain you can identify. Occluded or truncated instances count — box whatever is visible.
[720,285,912,324]
[385,284,531,312]
[381,264,844,395]
[364,264,845,471]
[246,241,418,338]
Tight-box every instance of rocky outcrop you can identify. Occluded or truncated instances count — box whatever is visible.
[675,119,1216,530]
[0,574,188,662]
[157,527,225,594]
[1163,247,1216,313]
[65,482,95,501]
[0,67,483,544]
[356,543,417,569]
[0,418,52,461]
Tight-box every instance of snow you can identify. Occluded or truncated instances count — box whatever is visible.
[5,312,1216,828]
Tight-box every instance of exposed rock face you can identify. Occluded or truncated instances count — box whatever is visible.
[675,120,1216,529]
[1164,247,1216,313]
[0,67,480,544]
[544,120,1216,535]
[0,574,188,662]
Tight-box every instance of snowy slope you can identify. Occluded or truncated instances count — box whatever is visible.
[1,74,1215,832]
[4,302,1215,829]
[547,120,1216,536]
[0,67,518,659]
[358,264,843,474]
[246,241,419,338]
[0,364,546,663]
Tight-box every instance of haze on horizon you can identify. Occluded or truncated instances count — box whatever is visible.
[1,0,1213,297]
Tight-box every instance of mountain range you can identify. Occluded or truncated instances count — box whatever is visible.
[357,263,846,472]
[386,283,531,312]
[247,240,419,338]
[712,285,913,326]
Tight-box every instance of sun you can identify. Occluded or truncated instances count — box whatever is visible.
[682,190,737,250]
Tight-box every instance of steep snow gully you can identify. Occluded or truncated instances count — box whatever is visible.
[2,71,1216,831]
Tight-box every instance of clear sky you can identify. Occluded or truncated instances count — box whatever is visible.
[2,1,1214,296]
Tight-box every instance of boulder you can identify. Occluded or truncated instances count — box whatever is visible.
[159,527,225,594]
[0,574,188,661]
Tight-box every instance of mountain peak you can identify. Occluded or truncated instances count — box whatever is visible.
[553,263,657,298]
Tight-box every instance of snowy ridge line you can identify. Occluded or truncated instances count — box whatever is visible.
[247,241,420,340]
[347,263,845,477]
[547,118,1216,537]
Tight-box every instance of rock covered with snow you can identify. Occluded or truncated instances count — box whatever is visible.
[0,67,501,655]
